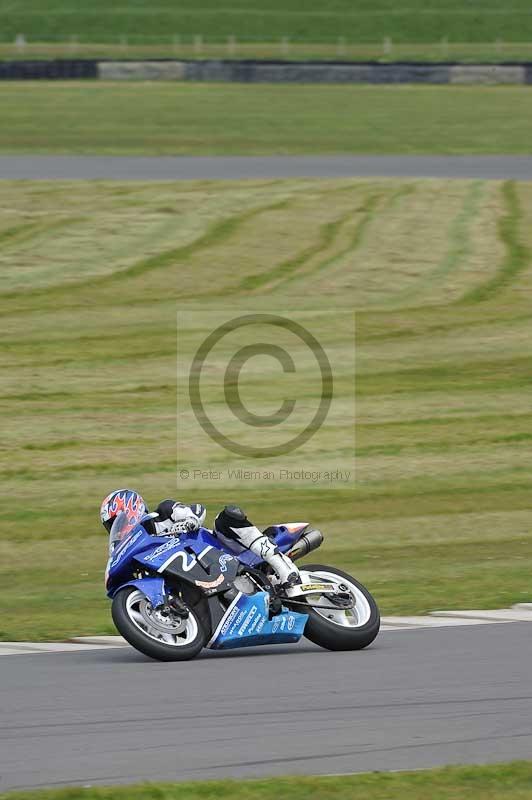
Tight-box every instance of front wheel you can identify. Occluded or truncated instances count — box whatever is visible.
[111,587,207,661]
[298,564,380,651]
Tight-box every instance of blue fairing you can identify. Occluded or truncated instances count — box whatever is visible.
[208,590,308,650]
[107,526,154,575]
[133,527,223,573]
[106,526,219,591]
[106,519,310,650]
[107,523,304,578]
[111,575,166,607]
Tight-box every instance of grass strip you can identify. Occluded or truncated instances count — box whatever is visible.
[3,762,532,800]
[2,83,532,156]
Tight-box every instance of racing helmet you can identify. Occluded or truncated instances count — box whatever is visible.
[100,489,148,533]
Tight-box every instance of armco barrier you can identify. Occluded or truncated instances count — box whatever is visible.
[520,63,532,84]
[0,59,97,79]
[98,61,186,80]
[449,65,525,84]
[179,60,452,84]
[0,59,531,84]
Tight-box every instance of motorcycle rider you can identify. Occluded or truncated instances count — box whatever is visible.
[100,489,301,589]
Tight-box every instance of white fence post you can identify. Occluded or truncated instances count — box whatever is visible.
[440,37,449,59]
[280,36,290,57]
[173,35,180,55]
[337,36,346,58]
[227,35,236,57]
[15,33,27,54]
[383,36,392,56]
[194,34,203,56]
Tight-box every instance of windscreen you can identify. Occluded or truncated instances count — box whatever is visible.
[109,511,139,553]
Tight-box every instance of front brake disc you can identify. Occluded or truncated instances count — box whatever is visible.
[139,599,187,634]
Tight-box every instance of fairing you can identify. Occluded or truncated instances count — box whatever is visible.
[114,575,166,609]
[105,521,312,650]
[207,590,308,650]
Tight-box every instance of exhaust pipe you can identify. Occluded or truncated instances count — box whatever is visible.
[288,528,324,561]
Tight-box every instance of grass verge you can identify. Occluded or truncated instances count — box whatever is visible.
[1,83,532,156]
[3,762,532,800]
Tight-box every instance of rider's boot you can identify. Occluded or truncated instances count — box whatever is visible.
[214,505,301,590]
[246,533,301,590]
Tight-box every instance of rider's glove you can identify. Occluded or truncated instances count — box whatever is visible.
[169,503,204,534]
[156,500,206,535]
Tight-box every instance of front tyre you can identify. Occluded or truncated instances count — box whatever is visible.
[111,587,206,661]
[299,564,380,651]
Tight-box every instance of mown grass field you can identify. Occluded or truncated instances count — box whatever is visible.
[2,762,532,800]
[1,0,532,45]
[1,175,532,640]
[2,83,532,156]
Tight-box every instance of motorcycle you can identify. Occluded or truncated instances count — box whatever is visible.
[106,511,380,661]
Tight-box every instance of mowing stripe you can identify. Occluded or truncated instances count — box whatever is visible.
[460,181,530,304]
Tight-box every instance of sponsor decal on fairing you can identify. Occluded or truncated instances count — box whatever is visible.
[218,553,233,573]
[110,531,143,568]
[194,574,225,589]
[143,538,181,562]
[207,590,309,650]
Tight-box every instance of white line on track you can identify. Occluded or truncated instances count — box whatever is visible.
[2,605,531,655]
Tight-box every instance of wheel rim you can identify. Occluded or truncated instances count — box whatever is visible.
[125,590,199,646]
[304,569,372,628]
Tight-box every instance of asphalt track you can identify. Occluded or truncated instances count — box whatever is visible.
[2,623,532,792]
[2,155,532,181]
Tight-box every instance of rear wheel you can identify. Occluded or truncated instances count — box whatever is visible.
[111,587,206,661]
[297,564,380,651]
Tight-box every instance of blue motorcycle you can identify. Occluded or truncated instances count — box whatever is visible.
[106,512,380,661]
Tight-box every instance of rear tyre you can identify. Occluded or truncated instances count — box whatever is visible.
[112,587,206,661]
[298,564,380,651]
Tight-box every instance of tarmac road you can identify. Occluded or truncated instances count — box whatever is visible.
[2,155,532,181]
[1,623,532,792]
